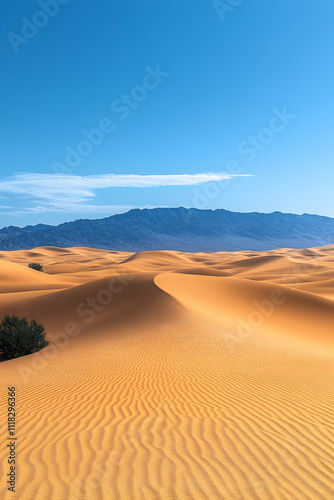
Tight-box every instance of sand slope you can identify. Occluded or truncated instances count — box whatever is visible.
[0,246,333,500]
[155,272,334,354]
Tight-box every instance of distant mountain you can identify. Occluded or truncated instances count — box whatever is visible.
[1,208,334,252]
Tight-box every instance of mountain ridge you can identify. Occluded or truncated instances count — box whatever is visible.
[1,207,333,252]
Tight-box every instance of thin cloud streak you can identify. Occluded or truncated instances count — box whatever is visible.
[0,171,253,216]
[0,204,155,217]
[0,172,252,190]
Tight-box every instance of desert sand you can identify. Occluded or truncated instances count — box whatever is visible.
[0,245,333,500]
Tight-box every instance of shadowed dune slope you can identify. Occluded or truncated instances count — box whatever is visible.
[0,274,187,350]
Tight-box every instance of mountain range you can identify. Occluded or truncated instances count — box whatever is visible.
[1,207,334,252]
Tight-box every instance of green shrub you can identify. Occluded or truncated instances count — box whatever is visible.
[28,263,43,272]
[0,315,49,361]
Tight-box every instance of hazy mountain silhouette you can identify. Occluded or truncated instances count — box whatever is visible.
[1,208,333,251]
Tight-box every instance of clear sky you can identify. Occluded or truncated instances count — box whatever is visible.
[0,0,333,227]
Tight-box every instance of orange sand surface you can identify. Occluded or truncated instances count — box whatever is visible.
[0,246,333,499]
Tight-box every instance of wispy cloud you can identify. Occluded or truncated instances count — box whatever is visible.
[1,204,144,216]
[0,172,253,215]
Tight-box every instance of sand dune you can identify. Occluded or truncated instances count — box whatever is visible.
[155,272,334,354]
[0,245,333,499]
[0,260,74,293]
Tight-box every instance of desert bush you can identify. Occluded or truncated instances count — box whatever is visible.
[28,262,43,272]
[0,315,49,361]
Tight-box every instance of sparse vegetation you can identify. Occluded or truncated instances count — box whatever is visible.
[0,315,49,361]
[28,262,43,272]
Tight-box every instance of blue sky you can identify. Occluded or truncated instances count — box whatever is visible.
[0,0,333,227]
